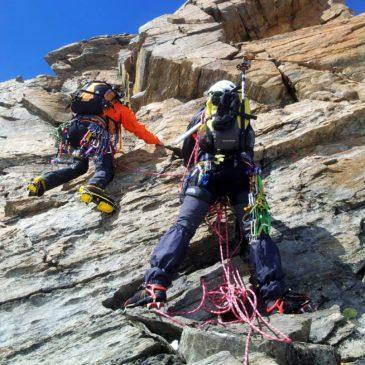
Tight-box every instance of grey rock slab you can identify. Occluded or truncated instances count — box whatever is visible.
[263,142,365,282]
[22,88,71,124]
[266,313,312,342]
[4,196,68,218]
[0,278,174,365]
[167,4,214,25]
[124,353,185,365]
[255,100,365,163]
[45,34,134,76]
[309,305,344,343]
[25,75,63,92]
[168,256,251,322]
[180,323,322,364]
[179,327,247,363]
[264,341,340,365]
[125,308,185,342]
[278,62,360,102]
[15,199,102,244]
[338,336,365,362]
[321,3,353,23]
[0,109,54,159]
[2,319,169,365]
[352,360,365,365]
[249,352,279,365]
[190,351,241,365]
[239,15,365,82]
[327,322,356,346]
[193,0,340,41]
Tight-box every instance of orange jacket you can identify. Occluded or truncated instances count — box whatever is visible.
[104,102,161,145]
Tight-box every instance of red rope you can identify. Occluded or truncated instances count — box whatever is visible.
[147,126,292,363]
[154,201,291,365]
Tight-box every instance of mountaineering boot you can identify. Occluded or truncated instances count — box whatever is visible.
[265,290,313,315]
[27,176,46,197]
[124,284,167,309]
[102,287,131,311]
[102,284,167,310]
[79,185,116,214]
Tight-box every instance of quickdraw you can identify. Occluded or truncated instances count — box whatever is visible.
[244,170,272,243]
[52,115,120,166]
[78,115,119,158]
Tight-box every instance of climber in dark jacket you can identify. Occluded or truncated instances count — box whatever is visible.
[102,80,311,314]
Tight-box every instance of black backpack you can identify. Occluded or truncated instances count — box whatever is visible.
[198,89,256,155]
[70,81,122,115]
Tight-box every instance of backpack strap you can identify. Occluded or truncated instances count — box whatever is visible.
[240,97,257,129]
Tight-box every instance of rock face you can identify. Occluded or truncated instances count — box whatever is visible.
[45,34,134,78]
[1,1,364,365]
[119,0,358,108]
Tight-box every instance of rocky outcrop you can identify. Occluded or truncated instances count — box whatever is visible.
[118,0,359,108]
[45,34,134,78]
[22,88,70,124]
[1,1,364,364]
[191,0,352,41]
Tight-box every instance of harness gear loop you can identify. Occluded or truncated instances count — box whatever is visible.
[53,115,120,166]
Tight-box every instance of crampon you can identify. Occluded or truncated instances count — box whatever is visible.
[124,284,167,310]
[27,176,46,197]
[266,290,313,315]
[79,185,117,214]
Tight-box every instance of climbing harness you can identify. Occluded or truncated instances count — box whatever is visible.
[53,115,120,166]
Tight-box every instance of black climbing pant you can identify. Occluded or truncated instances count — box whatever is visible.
[144,159,285,302]
[43,120,114,191]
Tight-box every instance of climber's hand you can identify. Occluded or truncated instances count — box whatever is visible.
[164,144,183,158]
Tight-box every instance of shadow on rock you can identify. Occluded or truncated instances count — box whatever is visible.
[272,218,365,317]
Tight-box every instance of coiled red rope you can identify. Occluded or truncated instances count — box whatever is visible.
[152,137,291,364]
[155,201,291,364]
[117,133,291,363]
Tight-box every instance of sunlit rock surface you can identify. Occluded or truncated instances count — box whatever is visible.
[1,1,364,364]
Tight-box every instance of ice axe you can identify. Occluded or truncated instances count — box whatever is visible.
[236,52,255,101]
[172,54,255,146]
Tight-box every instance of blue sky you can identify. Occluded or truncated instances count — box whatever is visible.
[0,0,363,82]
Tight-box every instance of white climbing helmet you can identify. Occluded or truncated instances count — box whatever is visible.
[208,80,236,94]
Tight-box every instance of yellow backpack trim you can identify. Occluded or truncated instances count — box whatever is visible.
[204,91,251,130]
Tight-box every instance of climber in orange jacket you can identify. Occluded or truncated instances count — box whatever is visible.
[103,101,161,145]
[27,81,162,213]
